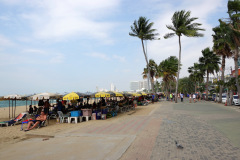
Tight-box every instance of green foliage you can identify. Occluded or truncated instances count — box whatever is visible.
[129,17,159,40]
[199,47,221,75]
[178,77,195,95]
[164,10,205,39]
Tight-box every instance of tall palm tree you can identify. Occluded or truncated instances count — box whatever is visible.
[212,20,233,103]
[142,59,159,92]
[199,48,221,100]
[129,17,159,93]
[227,0,240,101]
[164,10,205,103]
[188,63,204,93]
[158,56,178,99]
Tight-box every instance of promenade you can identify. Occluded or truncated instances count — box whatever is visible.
[1,99,240,160]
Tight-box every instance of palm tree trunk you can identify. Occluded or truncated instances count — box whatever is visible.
[195,82,197,93]
[206,71,209,100]
[234,48,240,101]
[219,55,226,103]
[141,39,152,93]
[175,35,181,103]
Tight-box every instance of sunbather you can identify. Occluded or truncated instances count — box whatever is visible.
[24,111,47,131]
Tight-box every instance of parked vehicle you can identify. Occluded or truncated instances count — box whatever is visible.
[232,95,240,106]
[221,95,227,104]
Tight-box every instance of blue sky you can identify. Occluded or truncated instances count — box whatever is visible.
[0,0,233,96]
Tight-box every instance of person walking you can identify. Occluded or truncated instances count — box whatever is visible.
[170,93,173,102]
[180,93,184,102]
[193,94,196,103]
[189,94,192,103]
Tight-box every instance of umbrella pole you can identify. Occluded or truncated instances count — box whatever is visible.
[9,99,10,120]
[12,99,13,119]
[26,99,27,112]
[14,98,16,118]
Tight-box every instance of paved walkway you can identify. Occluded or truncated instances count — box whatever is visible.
[1,100,240,160]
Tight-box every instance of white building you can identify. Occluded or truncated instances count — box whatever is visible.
[110,83,117,91]
[130,80,150,91]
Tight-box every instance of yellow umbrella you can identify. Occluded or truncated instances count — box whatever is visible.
[138,92,147,96]
[63,92,79,100]
[93,92,110,98]
[107,91,123,97]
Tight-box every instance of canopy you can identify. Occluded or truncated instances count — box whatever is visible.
[138,92,147,96]
[31,92,59,100]
[107,91,123,97]
[92,92,110,98]
[123,92,141,97]
[4,94,22,99]
[63,92,79,100]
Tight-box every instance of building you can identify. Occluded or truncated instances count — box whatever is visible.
[110,83,116,91]
[130,80,150,91]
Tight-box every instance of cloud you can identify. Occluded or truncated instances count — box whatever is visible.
[0,35,15,47]
[113,55,126,62]
[11,0,121,43]
[87,52,111,61]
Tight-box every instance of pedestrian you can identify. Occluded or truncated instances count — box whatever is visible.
[180,93,184,102]
[170,93,173,102]
[189,94,192,103]
[193,94,196,103]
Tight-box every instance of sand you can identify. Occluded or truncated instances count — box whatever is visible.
[0,103,158,150]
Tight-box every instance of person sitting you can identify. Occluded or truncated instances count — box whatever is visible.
[29,105,33,114]
[33,106,38,113]
[24,111,47,131]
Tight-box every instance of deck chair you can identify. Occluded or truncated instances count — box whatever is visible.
[1,112,27,127]
[20,114,49,130]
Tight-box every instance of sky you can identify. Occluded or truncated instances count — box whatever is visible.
[0,0,234,96]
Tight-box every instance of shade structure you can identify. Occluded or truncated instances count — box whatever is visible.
[31,92,59,100]
[138,92,147,96]
[63,92,79,100]
[4,94,22,99]
[92,92,110,98]
[107,91,123,97]
[122,92,141,97]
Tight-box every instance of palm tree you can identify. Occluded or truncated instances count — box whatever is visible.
[142,59,159,92]
[188,63,204,93]
[227,0,240,101]
[129,17,159,93]
[164,10,205,103]
[212,20,233,103]
[158,56,178,99]
[199,48,221,100]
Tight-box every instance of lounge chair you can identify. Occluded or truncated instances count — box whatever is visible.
[0,112,27,127]
[20,114,49,130]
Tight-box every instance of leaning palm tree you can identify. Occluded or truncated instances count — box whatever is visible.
[142,59,159,92]
[199,48,221,100]
[129,17,159,93]
[164,10,205,103]
[212,20,233,103]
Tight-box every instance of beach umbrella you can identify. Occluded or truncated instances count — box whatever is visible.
[92,92,110,98]
[107,91,123,97]
[138,92,147,96]
[63,92,80,100]
[31,92,58,100]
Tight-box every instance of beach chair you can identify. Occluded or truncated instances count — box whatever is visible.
[0,112,27,127]
[20,114,49,130]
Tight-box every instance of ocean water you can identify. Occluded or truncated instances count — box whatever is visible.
[0,100,56,108]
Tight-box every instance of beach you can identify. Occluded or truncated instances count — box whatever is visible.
[0,103,157,150]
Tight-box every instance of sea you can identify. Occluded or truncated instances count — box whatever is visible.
[0,100,57,108]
